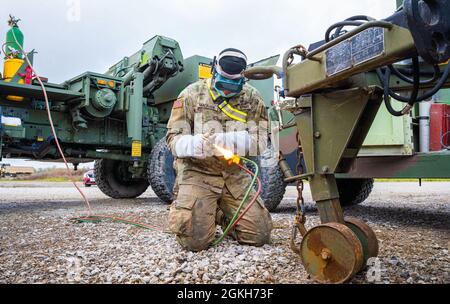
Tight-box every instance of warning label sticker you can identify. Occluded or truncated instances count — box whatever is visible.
[131,141,142,158]
[326,27,385,76]
[199,63,213,79]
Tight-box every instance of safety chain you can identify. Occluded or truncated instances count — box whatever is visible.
[290,132,308,254]
[287,44,308,66]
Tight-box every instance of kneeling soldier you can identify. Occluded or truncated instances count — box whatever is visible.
[166,48,273,252]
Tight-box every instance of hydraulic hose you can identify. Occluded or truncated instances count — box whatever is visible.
[377,63,450,104]
[325,21,365,42]
[325,15,375,42]
[389,64,441,85]
[327,15,450,117]
[382,69,408,117]
[380,59,419,117]
[376,53,450,117]
[377,60,450,116]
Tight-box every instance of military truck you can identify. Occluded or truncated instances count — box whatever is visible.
[0,16,288,210]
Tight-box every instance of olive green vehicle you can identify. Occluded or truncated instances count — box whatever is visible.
[0,16,289,208]
[1,2,450,214]
[0,15,408,213]
[2,0,450,284]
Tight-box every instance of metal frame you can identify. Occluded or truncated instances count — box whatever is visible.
[292,87,383,223]
[339,152,450,179]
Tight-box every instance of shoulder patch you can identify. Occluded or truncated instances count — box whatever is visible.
[173,98,184,109]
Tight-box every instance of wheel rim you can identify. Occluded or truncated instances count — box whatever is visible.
[300,223,364,284]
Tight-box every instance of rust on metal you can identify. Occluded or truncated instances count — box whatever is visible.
[345,217,379,264]
[300,223,364,284]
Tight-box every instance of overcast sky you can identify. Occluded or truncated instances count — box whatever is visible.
[1,0,396,168]
[2,0,396,82]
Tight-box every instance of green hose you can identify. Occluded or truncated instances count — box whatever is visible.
[71,158,260,247]
[211,157,259,247]
[71,216,160,231]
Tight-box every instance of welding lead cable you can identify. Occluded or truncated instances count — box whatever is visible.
[11,31,92,214]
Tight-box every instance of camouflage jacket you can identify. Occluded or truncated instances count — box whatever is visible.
[166,78,268,199]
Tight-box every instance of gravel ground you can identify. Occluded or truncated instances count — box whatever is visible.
[0,181,448,284]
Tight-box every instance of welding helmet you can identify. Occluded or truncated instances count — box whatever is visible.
[213,48,247,98]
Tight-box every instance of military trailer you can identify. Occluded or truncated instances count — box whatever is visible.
[274,0,450,213]
[242,0,450,283]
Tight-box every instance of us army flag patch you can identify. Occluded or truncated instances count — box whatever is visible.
[173,98,184,109]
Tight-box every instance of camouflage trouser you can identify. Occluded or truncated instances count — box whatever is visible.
[168,172,273,252]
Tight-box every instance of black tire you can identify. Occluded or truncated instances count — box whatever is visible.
[248,147,287,212]
[94,159,149,199]
[147,138,287,211]
[336,178,374,207]
[148,138,176,204]
[85,184,91,188]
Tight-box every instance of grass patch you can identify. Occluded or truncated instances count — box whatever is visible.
[375,179,450,182]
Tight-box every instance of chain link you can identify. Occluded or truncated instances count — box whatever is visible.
[287,44,308,66]
[290,132,308,254]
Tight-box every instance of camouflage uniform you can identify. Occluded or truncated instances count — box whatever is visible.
[166,78,273,252]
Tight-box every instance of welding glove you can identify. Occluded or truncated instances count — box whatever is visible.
[173,134,213,159]
[212,131,253,157]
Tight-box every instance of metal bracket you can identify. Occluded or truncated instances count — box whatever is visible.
[284,173,313,183]
[293,87,383,223]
